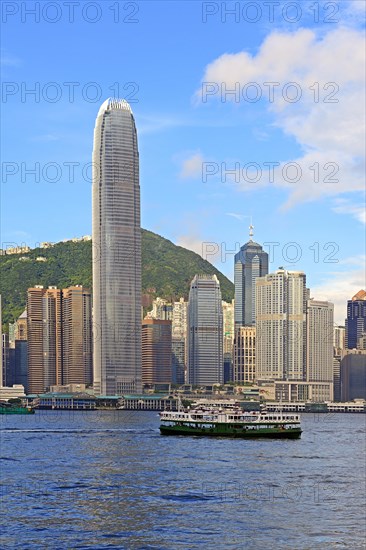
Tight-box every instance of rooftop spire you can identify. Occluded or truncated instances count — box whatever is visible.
[249,218,254,241]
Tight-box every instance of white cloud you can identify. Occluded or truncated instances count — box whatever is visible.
[196,27,365,209]
[332,198,366,224]
[311,255,366,324]
[179,152,204,179]
[0,53,21,67]
[226,212,245,221]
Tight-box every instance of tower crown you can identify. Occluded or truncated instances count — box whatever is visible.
[97,98,133,116]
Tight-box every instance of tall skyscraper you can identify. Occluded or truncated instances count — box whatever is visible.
[187,275,223,385]
[0,295,3,386]
[345,290,366,350]
[255,270,307,381]
[142,319,172,385]
[27,285,92,393]
[27,286,62,393]
[62,286,93,386]
[306,299,334,382]
[92,98,141,395]
[234,225,268,328]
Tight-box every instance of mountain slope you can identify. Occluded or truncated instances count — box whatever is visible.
[0,229,234,326]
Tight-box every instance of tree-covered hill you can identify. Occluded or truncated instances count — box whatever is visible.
[0,229,234,327]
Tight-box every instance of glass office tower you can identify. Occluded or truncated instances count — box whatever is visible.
[92,98,141,395]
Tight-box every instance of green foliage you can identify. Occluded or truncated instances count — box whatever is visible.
[0,229,234,328]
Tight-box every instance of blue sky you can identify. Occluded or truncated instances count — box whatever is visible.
[1,0,365,321]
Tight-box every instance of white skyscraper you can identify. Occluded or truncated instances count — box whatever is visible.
[187,275,223,385]
[306,299,334,382]
[92,99,141,395]
[255,269,307,381]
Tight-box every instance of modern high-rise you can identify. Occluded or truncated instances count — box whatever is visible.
[345,290,366,350]
[172,298,187,340]
[142,319,172,385]
[340,349,366,401]
[92,98,141,395]
[27,286,62,393]
[234,226,268,327]
[0,295,3,386]
[172,339,185,384]
[187,275,223,385]
[233,326,256,383]
[62,286,93,386]
[306,299,334,382]
[255,270,307,381]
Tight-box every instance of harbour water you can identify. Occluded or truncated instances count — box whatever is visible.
[1,411,365,549]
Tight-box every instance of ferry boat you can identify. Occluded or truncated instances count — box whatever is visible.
[159,403,302,438]
[0,402,35,415]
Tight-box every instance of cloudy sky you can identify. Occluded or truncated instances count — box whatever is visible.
[1,0,365,322]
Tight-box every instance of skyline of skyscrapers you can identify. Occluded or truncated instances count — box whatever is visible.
[26,285,93,393]
[92,98,142,395]
[187,274,223,385]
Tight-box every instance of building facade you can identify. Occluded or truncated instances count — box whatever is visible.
[233,326,256,383]
[62,286,93,386]
[27,286,63,394]
[187,275,223,385]
[340,349,366,401]
[345,290,366,350]
[234,229,268,328]
[255,270,307,381]
[142,319,172,385]
[306,299,334,382]
[172,338,185,385]
[92,98,141,395]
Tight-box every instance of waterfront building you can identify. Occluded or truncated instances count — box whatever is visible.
[92,98,141,395]
[172,338,185,385]
[306,299,334,382]
[234,225,268,328]
[274,381,334,402]
[345,290,366,349]
[27,285,92,393]
[233,326,256,383]
[333,355,341,401]
[27,286,63,393]
[255,269,307,381]
[62,286,93,386]
[142,319,172,385]
[14,340,28,392]
[340,349,366,401]
[187,275,223,385]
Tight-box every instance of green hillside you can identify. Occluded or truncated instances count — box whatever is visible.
[0,229,234,327]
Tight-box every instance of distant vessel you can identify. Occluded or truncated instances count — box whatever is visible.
[159,403,301,438]
[0,402,35,415]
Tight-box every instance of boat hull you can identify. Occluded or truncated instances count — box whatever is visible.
[160,424,301,439]
[0,407,35,415]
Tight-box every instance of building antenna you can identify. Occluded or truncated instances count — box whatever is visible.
[249,216,254,241]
